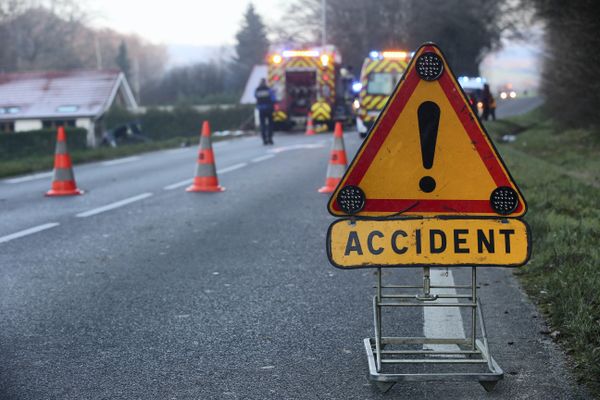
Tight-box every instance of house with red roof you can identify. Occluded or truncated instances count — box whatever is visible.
[0,70,138,146]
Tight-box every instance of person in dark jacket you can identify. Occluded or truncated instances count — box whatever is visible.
[481,83,496,121]
[254,79,275,145]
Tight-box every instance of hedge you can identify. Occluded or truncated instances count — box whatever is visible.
[105,105,255,141]
[0,128,87,160]
[0,105,254,162]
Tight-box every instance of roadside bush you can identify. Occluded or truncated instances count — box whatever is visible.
[0,128,87,160]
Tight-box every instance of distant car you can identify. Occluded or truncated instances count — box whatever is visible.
[499,90,517,100]
[498,83,517,100]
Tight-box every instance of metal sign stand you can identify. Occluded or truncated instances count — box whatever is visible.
[365,266,503,393]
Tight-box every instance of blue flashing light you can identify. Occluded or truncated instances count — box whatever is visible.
[352,82,363,93]
[369,51,380,59]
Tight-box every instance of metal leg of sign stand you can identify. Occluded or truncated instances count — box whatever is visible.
[365,267,503,393]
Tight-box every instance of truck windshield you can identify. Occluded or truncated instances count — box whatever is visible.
[367,72,401,95]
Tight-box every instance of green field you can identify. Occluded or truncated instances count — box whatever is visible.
[486,110,600,395]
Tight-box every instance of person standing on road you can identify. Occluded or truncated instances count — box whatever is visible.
[255,78,275,145]
[481,83,496,121]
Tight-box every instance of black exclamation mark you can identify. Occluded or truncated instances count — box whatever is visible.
[417,101,441,193]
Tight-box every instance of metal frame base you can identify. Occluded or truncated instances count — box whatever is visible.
[364,338,503,393]
[365,267,503,393]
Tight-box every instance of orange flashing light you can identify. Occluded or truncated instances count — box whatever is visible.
[272,54,282,64]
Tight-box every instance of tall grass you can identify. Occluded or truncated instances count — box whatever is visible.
[487,111,600,394]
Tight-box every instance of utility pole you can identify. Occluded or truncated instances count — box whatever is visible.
[133,57,141,104]
[95,35,103,70]
[321,0,326,46]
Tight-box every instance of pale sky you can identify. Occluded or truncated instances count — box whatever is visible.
[88,0,285,46]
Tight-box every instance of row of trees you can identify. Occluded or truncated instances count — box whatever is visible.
[0,0,268,105]
[7,0,587,124]
[141,61,233,105]
[278,0,515,76]
[141,4,269,105]
[0,0,167,98]
[0,0,518,105]
[144,0,515,105]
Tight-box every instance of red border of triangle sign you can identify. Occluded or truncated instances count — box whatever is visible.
[328,43,527,218]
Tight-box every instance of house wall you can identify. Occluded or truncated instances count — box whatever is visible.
[15,119,43,131]
[76,118,96,147]
[11,118,96,147]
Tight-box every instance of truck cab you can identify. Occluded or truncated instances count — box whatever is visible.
[267,46,342,130]
[355,51,412,138]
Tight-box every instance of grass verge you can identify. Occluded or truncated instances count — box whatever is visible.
[0,135,241,179]
[486,110,600,395]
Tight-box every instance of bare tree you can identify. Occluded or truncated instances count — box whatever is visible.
[526,0,600,128]
[0,1,167,90]
[277,0,508,75]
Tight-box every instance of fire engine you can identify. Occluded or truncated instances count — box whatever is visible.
[354,50,412,138]
[266,46,344,130]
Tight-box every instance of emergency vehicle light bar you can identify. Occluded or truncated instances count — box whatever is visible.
[458,76,486,83]
[369,50,414,60]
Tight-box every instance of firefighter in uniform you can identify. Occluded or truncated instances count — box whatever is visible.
[254,79,275,145]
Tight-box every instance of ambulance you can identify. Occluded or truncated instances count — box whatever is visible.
[354,51,412,138]
[266,46,342,130]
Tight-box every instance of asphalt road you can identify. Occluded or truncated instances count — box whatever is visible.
[495,96,544,120]
[0,97,591,399]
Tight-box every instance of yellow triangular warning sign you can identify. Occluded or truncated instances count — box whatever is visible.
[329,43,526,218]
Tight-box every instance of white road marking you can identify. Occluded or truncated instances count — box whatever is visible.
[165,147,193,154]
[268,143,325,154]
[423,269,466,353]
[163,179,193,191]
[4,172,53,184]
[217,163,247,174]
[163,162,247,191]
[0,222,60,244]
[251,154,275,163]
[101,156,140,166]
[76,193,153,218]
[165,141,227,155]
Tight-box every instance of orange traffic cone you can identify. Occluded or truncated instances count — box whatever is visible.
[318,122,347,193]
[46,127,83,196]
[305,112,316,136]
[186,121,225,192]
